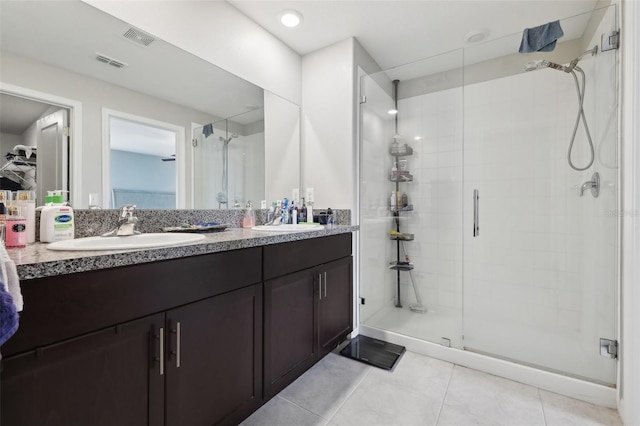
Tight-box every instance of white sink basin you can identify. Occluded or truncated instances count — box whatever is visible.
[252,224,325,232]
[46,233,206,251]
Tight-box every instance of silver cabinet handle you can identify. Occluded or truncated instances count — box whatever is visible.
[319,273,322,300]
[170,321,182,368]
[159,327,164,376]
[324,272,327,298]
[473,189,479,237]
[176,322,181,368]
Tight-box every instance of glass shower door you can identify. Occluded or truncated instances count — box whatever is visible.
[461,5,618,384]
[359,50,465,348]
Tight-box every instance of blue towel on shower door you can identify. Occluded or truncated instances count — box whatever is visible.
[0,284,19,346]
[519,20,564,53]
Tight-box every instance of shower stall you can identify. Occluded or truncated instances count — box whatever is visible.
[359,4,618,388]
[192,110,265,209]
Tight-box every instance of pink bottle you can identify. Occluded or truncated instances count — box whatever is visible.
[5,206,26,248]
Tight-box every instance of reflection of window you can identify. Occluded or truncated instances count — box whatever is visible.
[106,111,180,209]
[112,188,175,210]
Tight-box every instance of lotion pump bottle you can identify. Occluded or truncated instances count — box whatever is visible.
[242,201,255,228]
[40,190,75,243]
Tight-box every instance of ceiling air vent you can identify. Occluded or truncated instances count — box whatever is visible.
[122,27,155,47]
[96,53,128,69]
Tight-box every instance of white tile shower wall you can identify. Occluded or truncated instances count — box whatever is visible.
[394,88,464,346]
[462,5,617,385]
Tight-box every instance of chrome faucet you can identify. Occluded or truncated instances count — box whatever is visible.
[268,211,283,226]
[580,172,600,198]
[102,204,140,236]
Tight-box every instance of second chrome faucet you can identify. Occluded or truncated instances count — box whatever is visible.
[102,204,140,236]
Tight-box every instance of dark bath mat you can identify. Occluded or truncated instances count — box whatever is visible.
[339,335,406,371]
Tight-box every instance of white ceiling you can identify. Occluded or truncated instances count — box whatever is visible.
[229,0,600,70]
[0,1,264,125]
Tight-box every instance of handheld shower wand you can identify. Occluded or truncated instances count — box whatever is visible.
[524,46,598,171]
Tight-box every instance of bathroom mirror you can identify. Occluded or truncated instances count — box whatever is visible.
[0,0,300,208]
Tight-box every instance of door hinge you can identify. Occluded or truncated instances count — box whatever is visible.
[600,338,618,359]
[360,96,367,104]
[601,29,620,52]
[360,297,366,305]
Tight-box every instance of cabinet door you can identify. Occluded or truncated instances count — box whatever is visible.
[319,256,353,356]
[264,268,318,398]
[0,313,165,426]
[165,283,263,426]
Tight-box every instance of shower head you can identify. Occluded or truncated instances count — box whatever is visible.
[524,59,568,72]
[219,133,239,144]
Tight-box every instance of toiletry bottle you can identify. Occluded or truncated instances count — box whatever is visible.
[267,202,275,223]
[40,190,75,242]
[390,191,397,208]
[0,202,6,244]
[292,205,298,225]
[391,163,399,180]
[307,201,314,223]
[16,190,36,243]
[401,192,408,208]
[300,198,307,223]
[282,198,289,224]
[242,201,255,228]
[5,206,26,248]
[289,200,295,224]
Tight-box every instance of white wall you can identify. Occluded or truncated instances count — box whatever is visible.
[302,39,355,210]
[0,51,221,207]
[85,0,301,105]
[110,149,176,192]
[0,133,23,159]
[264,91,299,203]
[620,0,640,423]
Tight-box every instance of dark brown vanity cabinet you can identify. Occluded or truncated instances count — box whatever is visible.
[1,313,166,426]
[165,283,262,426]
[263,234,353,398]
[0,234,354,425]
[0,247,263,426]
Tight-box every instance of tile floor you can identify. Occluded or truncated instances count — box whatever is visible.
[242,351,622,426]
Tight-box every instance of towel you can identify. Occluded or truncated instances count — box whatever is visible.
[12,144,37,159]
[0,244,23,312]
[519,20,564,53]
[202,124,214,138]
[0,285,19,346]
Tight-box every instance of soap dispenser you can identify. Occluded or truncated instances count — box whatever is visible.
[242,201,255,228]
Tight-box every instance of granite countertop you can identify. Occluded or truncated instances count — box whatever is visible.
[8,225,358,280]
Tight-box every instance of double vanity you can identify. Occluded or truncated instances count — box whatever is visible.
[1,224,356,425]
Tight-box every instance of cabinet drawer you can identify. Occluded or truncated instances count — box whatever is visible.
[3,247,262,357]
[263,234,352,280]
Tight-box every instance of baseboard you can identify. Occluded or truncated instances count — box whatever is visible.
[360,325,617,409]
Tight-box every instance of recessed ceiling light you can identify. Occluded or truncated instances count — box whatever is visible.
[465,30,489,43]
[280,10,303,28]
[388,109,398,115]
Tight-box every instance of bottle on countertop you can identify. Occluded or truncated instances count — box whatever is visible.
[16,190,36,243]
[242,201,255,228]
[300,198,307,223]
[39,190,74,243]
[5,205,27,248]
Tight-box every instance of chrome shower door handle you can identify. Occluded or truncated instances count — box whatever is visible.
[473,189,479,237]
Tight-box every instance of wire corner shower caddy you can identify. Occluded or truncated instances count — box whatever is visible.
[388,79,425,314]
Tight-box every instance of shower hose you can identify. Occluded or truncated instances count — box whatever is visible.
[567,66,595,171]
